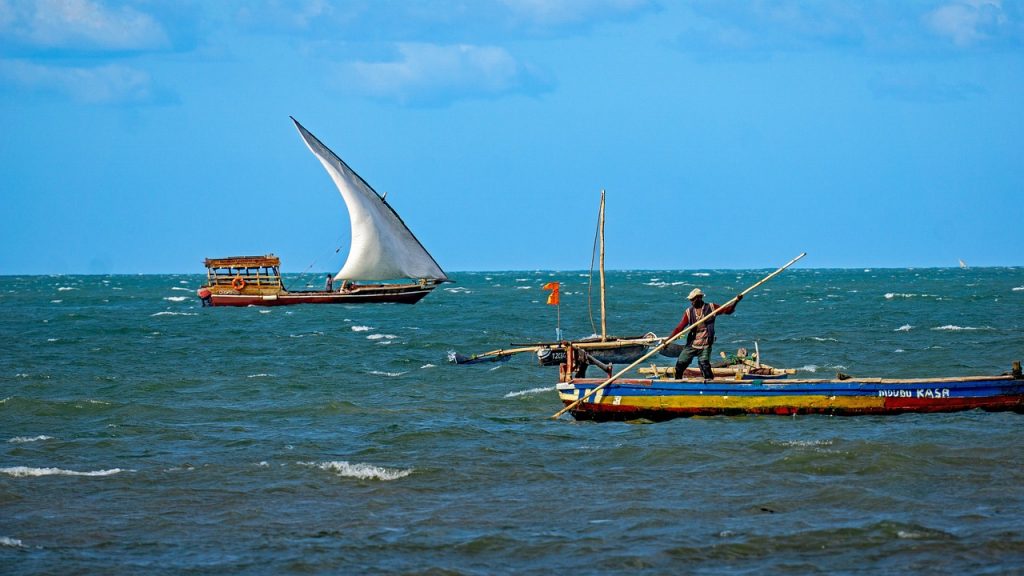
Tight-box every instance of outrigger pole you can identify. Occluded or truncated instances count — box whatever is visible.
[551,252,807,420]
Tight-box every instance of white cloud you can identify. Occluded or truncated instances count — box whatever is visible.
[0,59,154,103]
[679,0,1020,55]
[925,0,1007,47]
[0,0,169,51]
[343,43,547,105]
[501,0,654,27]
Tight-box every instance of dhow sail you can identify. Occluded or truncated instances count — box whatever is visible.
[291,117,448,282]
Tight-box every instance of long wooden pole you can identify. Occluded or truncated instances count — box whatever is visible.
[599,190,607,341]
[551,252,807,419]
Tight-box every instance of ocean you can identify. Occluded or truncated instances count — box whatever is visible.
[2,267,1023,574]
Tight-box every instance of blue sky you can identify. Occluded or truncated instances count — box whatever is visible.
[2,0,1022,274]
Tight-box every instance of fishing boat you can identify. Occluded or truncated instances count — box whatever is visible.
[198,118,447,307]
[555,346,1024,421]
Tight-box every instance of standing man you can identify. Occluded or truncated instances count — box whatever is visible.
[325,274,334,292]
[669,288,741,380]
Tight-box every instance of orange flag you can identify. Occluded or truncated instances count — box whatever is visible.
[542,281,560,305]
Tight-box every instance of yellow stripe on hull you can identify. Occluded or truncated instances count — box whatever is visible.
[558,391,887,411]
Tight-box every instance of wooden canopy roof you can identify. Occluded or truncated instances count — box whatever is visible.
[204,255,281,268]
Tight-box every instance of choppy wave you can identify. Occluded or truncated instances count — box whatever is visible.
[895,324,913,332]
[644,280,687,287]
[170,286,191,292]
[351,326,373,332]
[505,386,554,398]
[57,286,77,292]
[1,466,128,478]
[50,299,62,303]
[151,311,197,317]
[163,296,189,302]
[1013,286,1024,291]
[931,325,987,331]
[692,272,710,277]
[304,461,412,481]
[444,287,472,294]
[885,292,942,300]
[246,373,274,378]
[367,334,397,340]
[0,537,25,548]
[421,364,436,369]
[8,435,54,443]
[368,370,406,377]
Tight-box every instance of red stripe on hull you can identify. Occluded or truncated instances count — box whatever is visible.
[209,288,433,306]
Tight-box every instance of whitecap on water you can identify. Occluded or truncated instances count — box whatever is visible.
[50,299,62,304]
[692,272,710,277]
[504,386,554,398]
[163,296,189,302]
[420,364,436,369]
[170,286,191,292]
[303,461,412,481]
[1013,286,1024,291]
[352,325,373,332]
[151,311,197,317]
[0,466,129,478]
[8,435,54,443]
[799,365,818,373]
[895,324,913,332]
[366,334,397,340]
[246,374,273,378]
[57,287,77,292]
[0,537,25,548]
[932,325,984,331]
[368,370,407,377]
[444,287,471,294]
[515,286,531,290]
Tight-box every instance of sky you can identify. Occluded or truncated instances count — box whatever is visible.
[1,0,1022,275]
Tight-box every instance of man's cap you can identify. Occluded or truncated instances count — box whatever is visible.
[687,288,704,300]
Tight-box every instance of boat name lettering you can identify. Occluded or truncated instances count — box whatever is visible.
[877,388,950,398]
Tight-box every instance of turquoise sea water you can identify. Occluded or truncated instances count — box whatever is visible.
[2,268,1023,574]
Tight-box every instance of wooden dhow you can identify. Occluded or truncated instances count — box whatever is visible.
[199,118,447,307]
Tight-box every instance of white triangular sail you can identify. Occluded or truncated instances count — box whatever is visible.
[291,118,447,282]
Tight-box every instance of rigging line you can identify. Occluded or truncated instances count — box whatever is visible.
[298,236,346,285]
[587,198,601,337]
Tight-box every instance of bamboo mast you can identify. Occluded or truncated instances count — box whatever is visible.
[599,190,607,341]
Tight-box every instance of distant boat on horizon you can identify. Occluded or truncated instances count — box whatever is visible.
[959,259,968,269]
[196,117,448,307]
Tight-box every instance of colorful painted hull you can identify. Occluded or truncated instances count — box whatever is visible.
[556,375,1024,421]
[209,285,434,306]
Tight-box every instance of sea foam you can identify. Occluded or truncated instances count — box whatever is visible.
[505,386,554,398]
[8,435,54,443]
[895,324,913,332]
[0,537,25,548]
[305,461,412,481]
[1,466,128,478]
